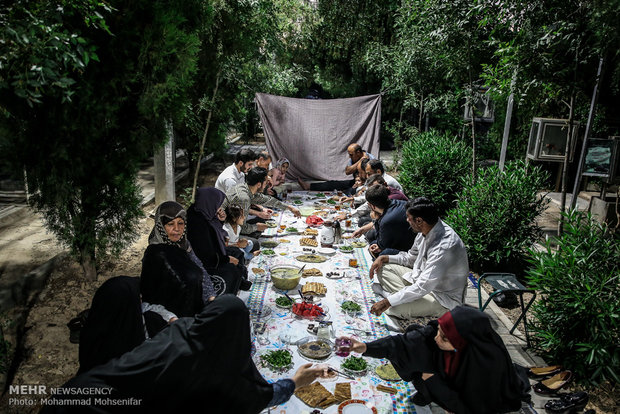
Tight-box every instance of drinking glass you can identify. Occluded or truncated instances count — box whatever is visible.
[334,337,352,357]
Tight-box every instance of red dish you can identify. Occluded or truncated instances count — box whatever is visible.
[292,302,325,318]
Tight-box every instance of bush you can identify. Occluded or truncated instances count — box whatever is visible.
[399,129,472,215]
[527,211,620,386]
[445,161,549,274]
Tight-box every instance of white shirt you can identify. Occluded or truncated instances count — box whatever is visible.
[215,163,245,193]
[386,219,469,309]
[223,222,241,244]
[384,173,403,191]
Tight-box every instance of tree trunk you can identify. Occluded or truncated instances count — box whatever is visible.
[418,93,424,131]
[80,247,97,281]
[191,71,222,203]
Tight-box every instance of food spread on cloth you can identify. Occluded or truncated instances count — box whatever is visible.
[302,281,327,295]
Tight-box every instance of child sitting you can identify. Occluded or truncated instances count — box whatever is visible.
[223,204,256,261]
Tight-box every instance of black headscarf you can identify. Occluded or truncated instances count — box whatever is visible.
[78,276,145,374]
[192,187,227,256]
[443,306,529,413]
[44,295,273,414]
[364,306,529,414]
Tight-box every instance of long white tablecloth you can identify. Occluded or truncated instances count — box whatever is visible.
[245,191,417,414]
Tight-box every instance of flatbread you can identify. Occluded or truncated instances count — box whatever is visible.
[334,382,351,402]
[251,268,265,275]
[302,268,322,277]
[295,382,333,408]
[302,282,327,295]
[317,394,338,409]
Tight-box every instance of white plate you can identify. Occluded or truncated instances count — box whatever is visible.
[317,247,336,256]
[338,399,378,414]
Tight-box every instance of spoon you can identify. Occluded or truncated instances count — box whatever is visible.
[297,264,307,275]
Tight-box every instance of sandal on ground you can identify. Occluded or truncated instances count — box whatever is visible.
[527,365,563,378]
[544,391,588,413]
[533,371,573,396]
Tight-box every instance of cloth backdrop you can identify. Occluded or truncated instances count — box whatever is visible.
[255,93,381,181]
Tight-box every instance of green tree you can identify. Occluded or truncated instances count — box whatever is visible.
[0,0,202,279]
[399,129,472,216]
[446,161,549,273]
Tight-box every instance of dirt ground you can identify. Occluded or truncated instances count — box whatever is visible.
[0,160,618,413]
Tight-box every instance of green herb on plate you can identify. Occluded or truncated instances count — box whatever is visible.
[262,249,275,255]
[326,199,336,205]
[286,227,298,233]
[341,301,361,313]
[275,296,294,308]
[339,245,353,252]
[342,356,367,371]
[315,192,325,198]
[261,349,292,368]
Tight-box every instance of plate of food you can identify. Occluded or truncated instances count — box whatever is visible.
[292,302,328,321]
[302,268,323,278]
[261,240,279,248]
[296,254,328,263]
[337,399,378,414]
[300,237,319,247]
[350,240,368,248]
[252,267,266,275]
[341,356,369,377]
[340,300,362,314]
[374,362,402,382]
[301,281,327,296]
[261,249,276,257]
[304,228,319,236]
[326,198,337,205]
[265,220,278,228]
[325,271,344,279]
[314,192,326,198]
[257,349,294,373]
[339,245,354,253]
[279,238,291,243]
[285,226,299,234]
[275,296,296,309]
[297,337,333,361]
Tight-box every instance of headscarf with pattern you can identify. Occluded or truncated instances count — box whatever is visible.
[149,201,189,251]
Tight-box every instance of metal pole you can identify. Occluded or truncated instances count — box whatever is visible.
[570,57,605,210]
[500,70,517,171]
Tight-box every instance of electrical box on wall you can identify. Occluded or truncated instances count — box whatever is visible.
[582,137,620,183]
[526,118,579,163]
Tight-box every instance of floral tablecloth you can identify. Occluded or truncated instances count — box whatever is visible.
[245,191,417,414]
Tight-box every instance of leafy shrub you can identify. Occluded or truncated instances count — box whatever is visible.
[527,211,620,386]
[399,129,472,215]
[445,161,549,274]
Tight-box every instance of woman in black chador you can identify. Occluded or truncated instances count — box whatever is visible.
[44,296,326,414]
[344,306,531,414]
[186,187,248,291]
[78,276,173,373]
[140,201,229,318]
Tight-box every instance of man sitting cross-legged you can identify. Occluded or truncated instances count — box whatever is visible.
[368,197,469,320]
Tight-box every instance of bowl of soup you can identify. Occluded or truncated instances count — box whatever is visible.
[270,264,303,290]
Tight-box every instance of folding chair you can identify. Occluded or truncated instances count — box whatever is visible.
[477,272,536,348]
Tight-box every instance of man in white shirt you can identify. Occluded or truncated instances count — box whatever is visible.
[368,197,469,319]
[215,149,256,193]
[365,159,403,191]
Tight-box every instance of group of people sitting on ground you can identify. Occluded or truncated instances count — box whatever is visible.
[45,144,532,413]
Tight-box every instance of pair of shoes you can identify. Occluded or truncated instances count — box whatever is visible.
[239,279,253,291]
[544,391,589,413]
[533,371,573,395]
[527,365,563,379]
